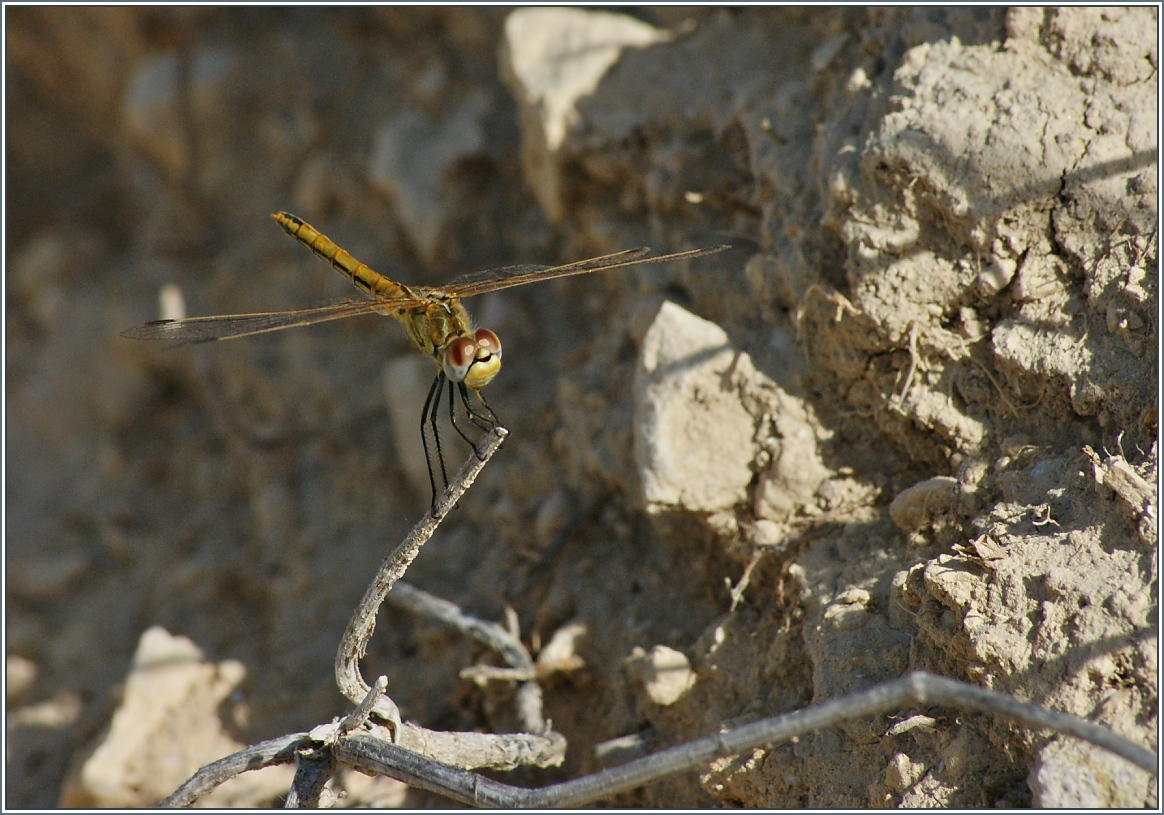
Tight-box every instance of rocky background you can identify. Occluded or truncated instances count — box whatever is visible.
[6,7,1157,808]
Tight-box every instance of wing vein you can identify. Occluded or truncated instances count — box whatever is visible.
[445,245,729,298]
[120,298,421,343]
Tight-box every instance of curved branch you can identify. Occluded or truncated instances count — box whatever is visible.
[284,744,336,808]
[161,670,1155,807]
[335,671,1157,808]
[388,580,547,734]
[335,427,508,733]
[158,733,310,807]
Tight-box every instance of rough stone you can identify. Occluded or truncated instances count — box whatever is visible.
[629,644,696,706]
[501,8,668,221]
[60,627,293,807]
[752,390,832,522]
[1030,738,1154,808]
[368,89,492,262]
[6,655,38,704]
[634,301,756,513]
[889,476,958,532]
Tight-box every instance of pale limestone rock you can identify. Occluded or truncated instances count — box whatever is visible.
[6,655,37,704]
[501,8,668,221]
[889,476,958,532]
[1030,738,1153,808]
[629,644,696,706]
[536,621,587,672]
[368,90,491,262]
[634,301,756,512]
[884,751,925,793]
[61,627,293,807]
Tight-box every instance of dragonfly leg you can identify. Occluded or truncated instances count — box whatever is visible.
[448,378,483,456]
[420,371,450,511]
[460,383,500,432]
[431,378,450,490]
[451,383,489,462]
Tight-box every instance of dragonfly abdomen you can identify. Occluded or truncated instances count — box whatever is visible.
[271,212,407,299]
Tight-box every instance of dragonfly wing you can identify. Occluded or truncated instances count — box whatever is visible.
[442,249,650,298]
[444,245,729,299]
[442,262,551,289]
[120,297,423,343]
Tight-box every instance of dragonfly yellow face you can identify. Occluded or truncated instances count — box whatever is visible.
[123,212,729,508]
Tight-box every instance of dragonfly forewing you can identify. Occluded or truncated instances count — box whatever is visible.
[120,298,422,343]
[444,245,727,299]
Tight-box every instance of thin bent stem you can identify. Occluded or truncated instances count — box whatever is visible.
[160,667,1156,807]
[334,671,1157,808]
[334,427,508,732]
[388,581,546,733]
[159,734,310,807]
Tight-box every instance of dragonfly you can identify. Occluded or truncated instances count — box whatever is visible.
[123,212,729,508]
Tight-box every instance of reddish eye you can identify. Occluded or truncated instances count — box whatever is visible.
[443,337,477,382]
[474,328,501,357]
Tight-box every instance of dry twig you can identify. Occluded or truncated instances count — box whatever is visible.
[284,743,336,808]
[161,734,309,807]
[333,670,1157,805]
[329,425,566,770]
[388,581,547,734]
[1083,444,1157,545]
[334,427,509,734]
[163,671,1155,807]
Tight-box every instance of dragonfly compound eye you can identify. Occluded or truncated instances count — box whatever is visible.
[473,328,502,359]
[443,336,477,382]
[444,333,503,387]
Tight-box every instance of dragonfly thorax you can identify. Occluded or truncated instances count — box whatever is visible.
[443,328,502,389]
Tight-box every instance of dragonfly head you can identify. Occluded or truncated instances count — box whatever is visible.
[443,328,502,389]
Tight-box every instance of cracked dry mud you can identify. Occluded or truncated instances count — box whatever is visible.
[7,7,1157,808]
